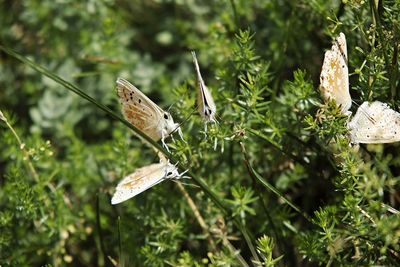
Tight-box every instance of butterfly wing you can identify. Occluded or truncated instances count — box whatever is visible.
[191,51,217,123]
[348,101,400,143]
[320,32,351,114]
[111,163,173,204]
[116,78,165,140]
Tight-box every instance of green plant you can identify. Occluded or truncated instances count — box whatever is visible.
[1,0,399,266]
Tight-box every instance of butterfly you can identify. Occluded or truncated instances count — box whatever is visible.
[116,78,184,150]
[319,32,352,115]
[348,101,400,144]
[191,51,217,133]
[111,158,185,204]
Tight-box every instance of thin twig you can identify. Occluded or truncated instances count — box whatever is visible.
[176,181,250,267]
[1,111,39,182]
[175,182,215,247]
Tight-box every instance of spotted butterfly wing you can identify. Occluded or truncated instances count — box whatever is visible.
[111,162,179,204]
[191,51,217,126]
[116,78,179,143]
[320,32,351,114]
[348,101,400,144]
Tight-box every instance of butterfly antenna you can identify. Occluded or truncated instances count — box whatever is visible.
[351,100,360,107]
[167,102,175,113]
[171,107,198,135]
[358,103,377,124]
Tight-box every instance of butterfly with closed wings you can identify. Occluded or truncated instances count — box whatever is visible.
[191,51,217,133]
[111,156,187,204]
[116,78,184,150]
[319,32,352,115]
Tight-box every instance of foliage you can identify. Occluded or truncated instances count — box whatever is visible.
[1,0,400,266]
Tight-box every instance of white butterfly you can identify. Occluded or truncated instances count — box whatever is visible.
[116,78,184,150]
[191,51,217,132]
[320,32,352,115]
[111,159,184,204]
[348,101,400,144]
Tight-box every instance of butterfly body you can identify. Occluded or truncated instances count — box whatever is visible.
[348,101,400,144]
[116,78,183,148]
[191,51,217,130]
[111,161,180,204]
[320,32,351,114]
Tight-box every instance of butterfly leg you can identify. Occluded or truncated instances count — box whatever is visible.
[161,130,170,152]
[172,163,190,179]
[177,126,186,143]
[178,169,190,179]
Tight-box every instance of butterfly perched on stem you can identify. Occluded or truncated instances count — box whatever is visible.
[116,78,184,150]
[111,159,186,204]
[191,51,217,133]
[319,32,352,115]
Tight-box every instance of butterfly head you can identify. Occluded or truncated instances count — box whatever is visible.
[162,111,178,133]
[204,107,217,123]
[165,163,180,179]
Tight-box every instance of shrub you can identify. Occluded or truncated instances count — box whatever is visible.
[0,0,399,266]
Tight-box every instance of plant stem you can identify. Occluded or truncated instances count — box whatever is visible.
[176,182,250,267]
[96,194,107,267]
[238,141,312,223]
[175,182,215,247]
[1,111,39,182]
[247,128,308,166]
[240,142,295,267]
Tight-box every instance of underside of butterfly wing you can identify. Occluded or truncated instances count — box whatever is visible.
[116,78,164,140]
[320,33,351,114]
[348,101,400,143]
[111,163,167,204]
[202,84,217,122]
[191,51,217,123]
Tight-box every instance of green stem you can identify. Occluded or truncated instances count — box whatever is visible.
[229,0,239,28]
[369,0,391,86]
[239,142,312,223]
[118,216,122,266]
[247,128,308,166]
[240,142,294,267]
[0,45,259,264]
[1,111,39,182]
[96,194,107,267]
